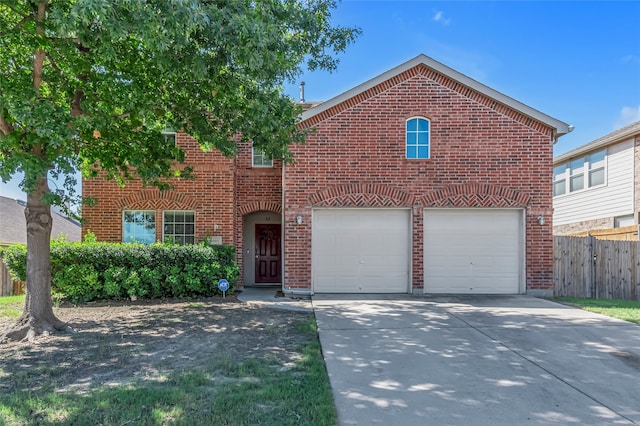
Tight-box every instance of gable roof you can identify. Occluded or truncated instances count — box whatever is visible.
[0,196,81,246]
[554,120,640,164]
[301,54,571,139]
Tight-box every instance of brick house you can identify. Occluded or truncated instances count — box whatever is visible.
[553,120,640,236]
[82,54,570,297]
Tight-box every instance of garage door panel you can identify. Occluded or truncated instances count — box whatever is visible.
[424,209,522,294]
[336,234,361,252]
[315,213,337,228]
[313,209,410,293]
[366,254,407,268]
[358,233,384,250]
[380,234,408,252]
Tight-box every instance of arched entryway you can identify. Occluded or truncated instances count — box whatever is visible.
[242,211,282,286]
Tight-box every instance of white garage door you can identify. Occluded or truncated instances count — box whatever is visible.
[313,209,410,293]
[424,209,523,294]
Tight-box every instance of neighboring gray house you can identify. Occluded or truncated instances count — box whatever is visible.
[0,196,81,295]
[553,121,640,235]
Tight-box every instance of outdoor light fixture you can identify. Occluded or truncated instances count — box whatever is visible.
[537,216,545,225]
[296,215,303,225]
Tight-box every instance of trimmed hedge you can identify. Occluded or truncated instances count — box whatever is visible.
[1,241,239,303]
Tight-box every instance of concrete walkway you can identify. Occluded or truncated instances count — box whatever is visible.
[236,286,313,312]
[312,295,640,426]
[237,289,640,425]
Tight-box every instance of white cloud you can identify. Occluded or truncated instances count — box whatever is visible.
[621,54,640,65]
[614,106,640,129]
[432,10,451,26]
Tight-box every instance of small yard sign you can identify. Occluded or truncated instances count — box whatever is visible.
[218,279,230,298]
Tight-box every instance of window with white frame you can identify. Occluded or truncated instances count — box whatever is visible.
[614,215,635,228]
[252,145,273,167]
[588,150,605,187]
[123,210,156,244]
[553,164,566,196]
[553,149,606,197]
[162,131,176,145]
[569,156,585,192]
[163,211,195,244]
[406,117,430,159]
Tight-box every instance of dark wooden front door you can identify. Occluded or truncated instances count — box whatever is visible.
[255,224,282,283]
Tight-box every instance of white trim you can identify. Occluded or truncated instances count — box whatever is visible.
[162,210,196,245]
[161,131,177,145]
[122,209,156,244]
[301,54,570,137]
[553,148,608,198]
[554,120,640,164]
[405,116,431,160]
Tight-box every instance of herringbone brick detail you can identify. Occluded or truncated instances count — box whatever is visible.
[309,184,413,207]
[426,193,520,208]
[315,193,403,207]
[116,189,199,210]
[420,184,530,208]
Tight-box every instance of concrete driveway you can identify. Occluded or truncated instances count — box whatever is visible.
[311,295,640,425]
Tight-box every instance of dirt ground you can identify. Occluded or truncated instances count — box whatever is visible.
[0,294,313,394]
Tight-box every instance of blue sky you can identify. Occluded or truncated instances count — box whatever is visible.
[2,0,639,201]
[284,0,640,154]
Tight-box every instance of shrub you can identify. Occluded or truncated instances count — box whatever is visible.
[1,241,239,303]
[1,244,27,282]
[53,264,101,303]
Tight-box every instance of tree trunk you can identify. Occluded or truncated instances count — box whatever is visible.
[1,176,71,343]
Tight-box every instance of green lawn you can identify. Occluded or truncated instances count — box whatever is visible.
[1,333,336,426]
[0,295,24,319]
[0,299,337,426]
[554,297,640,325]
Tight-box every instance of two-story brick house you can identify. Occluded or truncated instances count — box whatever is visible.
[82,54,570,297]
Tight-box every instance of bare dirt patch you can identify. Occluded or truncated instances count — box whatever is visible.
[0,295,313,394]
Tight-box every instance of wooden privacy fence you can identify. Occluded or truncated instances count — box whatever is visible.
[1,257,24,297]
[569,225,638,241]
[554,235,640,300]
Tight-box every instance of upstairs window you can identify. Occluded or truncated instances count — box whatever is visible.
[252,146,273,167]
[588,150,605,186]
[553,149,606,197]
[162,131,176,145]
[569,157,585,192]
[123,210,156,244]
[406,117,430,159]
[553,164,566,196]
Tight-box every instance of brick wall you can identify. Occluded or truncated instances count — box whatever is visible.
[234,141,283,286]
[82,133,236,245]
[284,65,555,293]
[82,63,559,295]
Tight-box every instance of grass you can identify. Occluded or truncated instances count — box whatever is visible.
[0,295,24,319]
[554,297,640,325]
[0,313,337,426]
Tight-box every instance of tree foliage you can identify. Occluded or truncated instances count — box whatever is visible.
[0,0,359,341]
[1,0,359,193]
